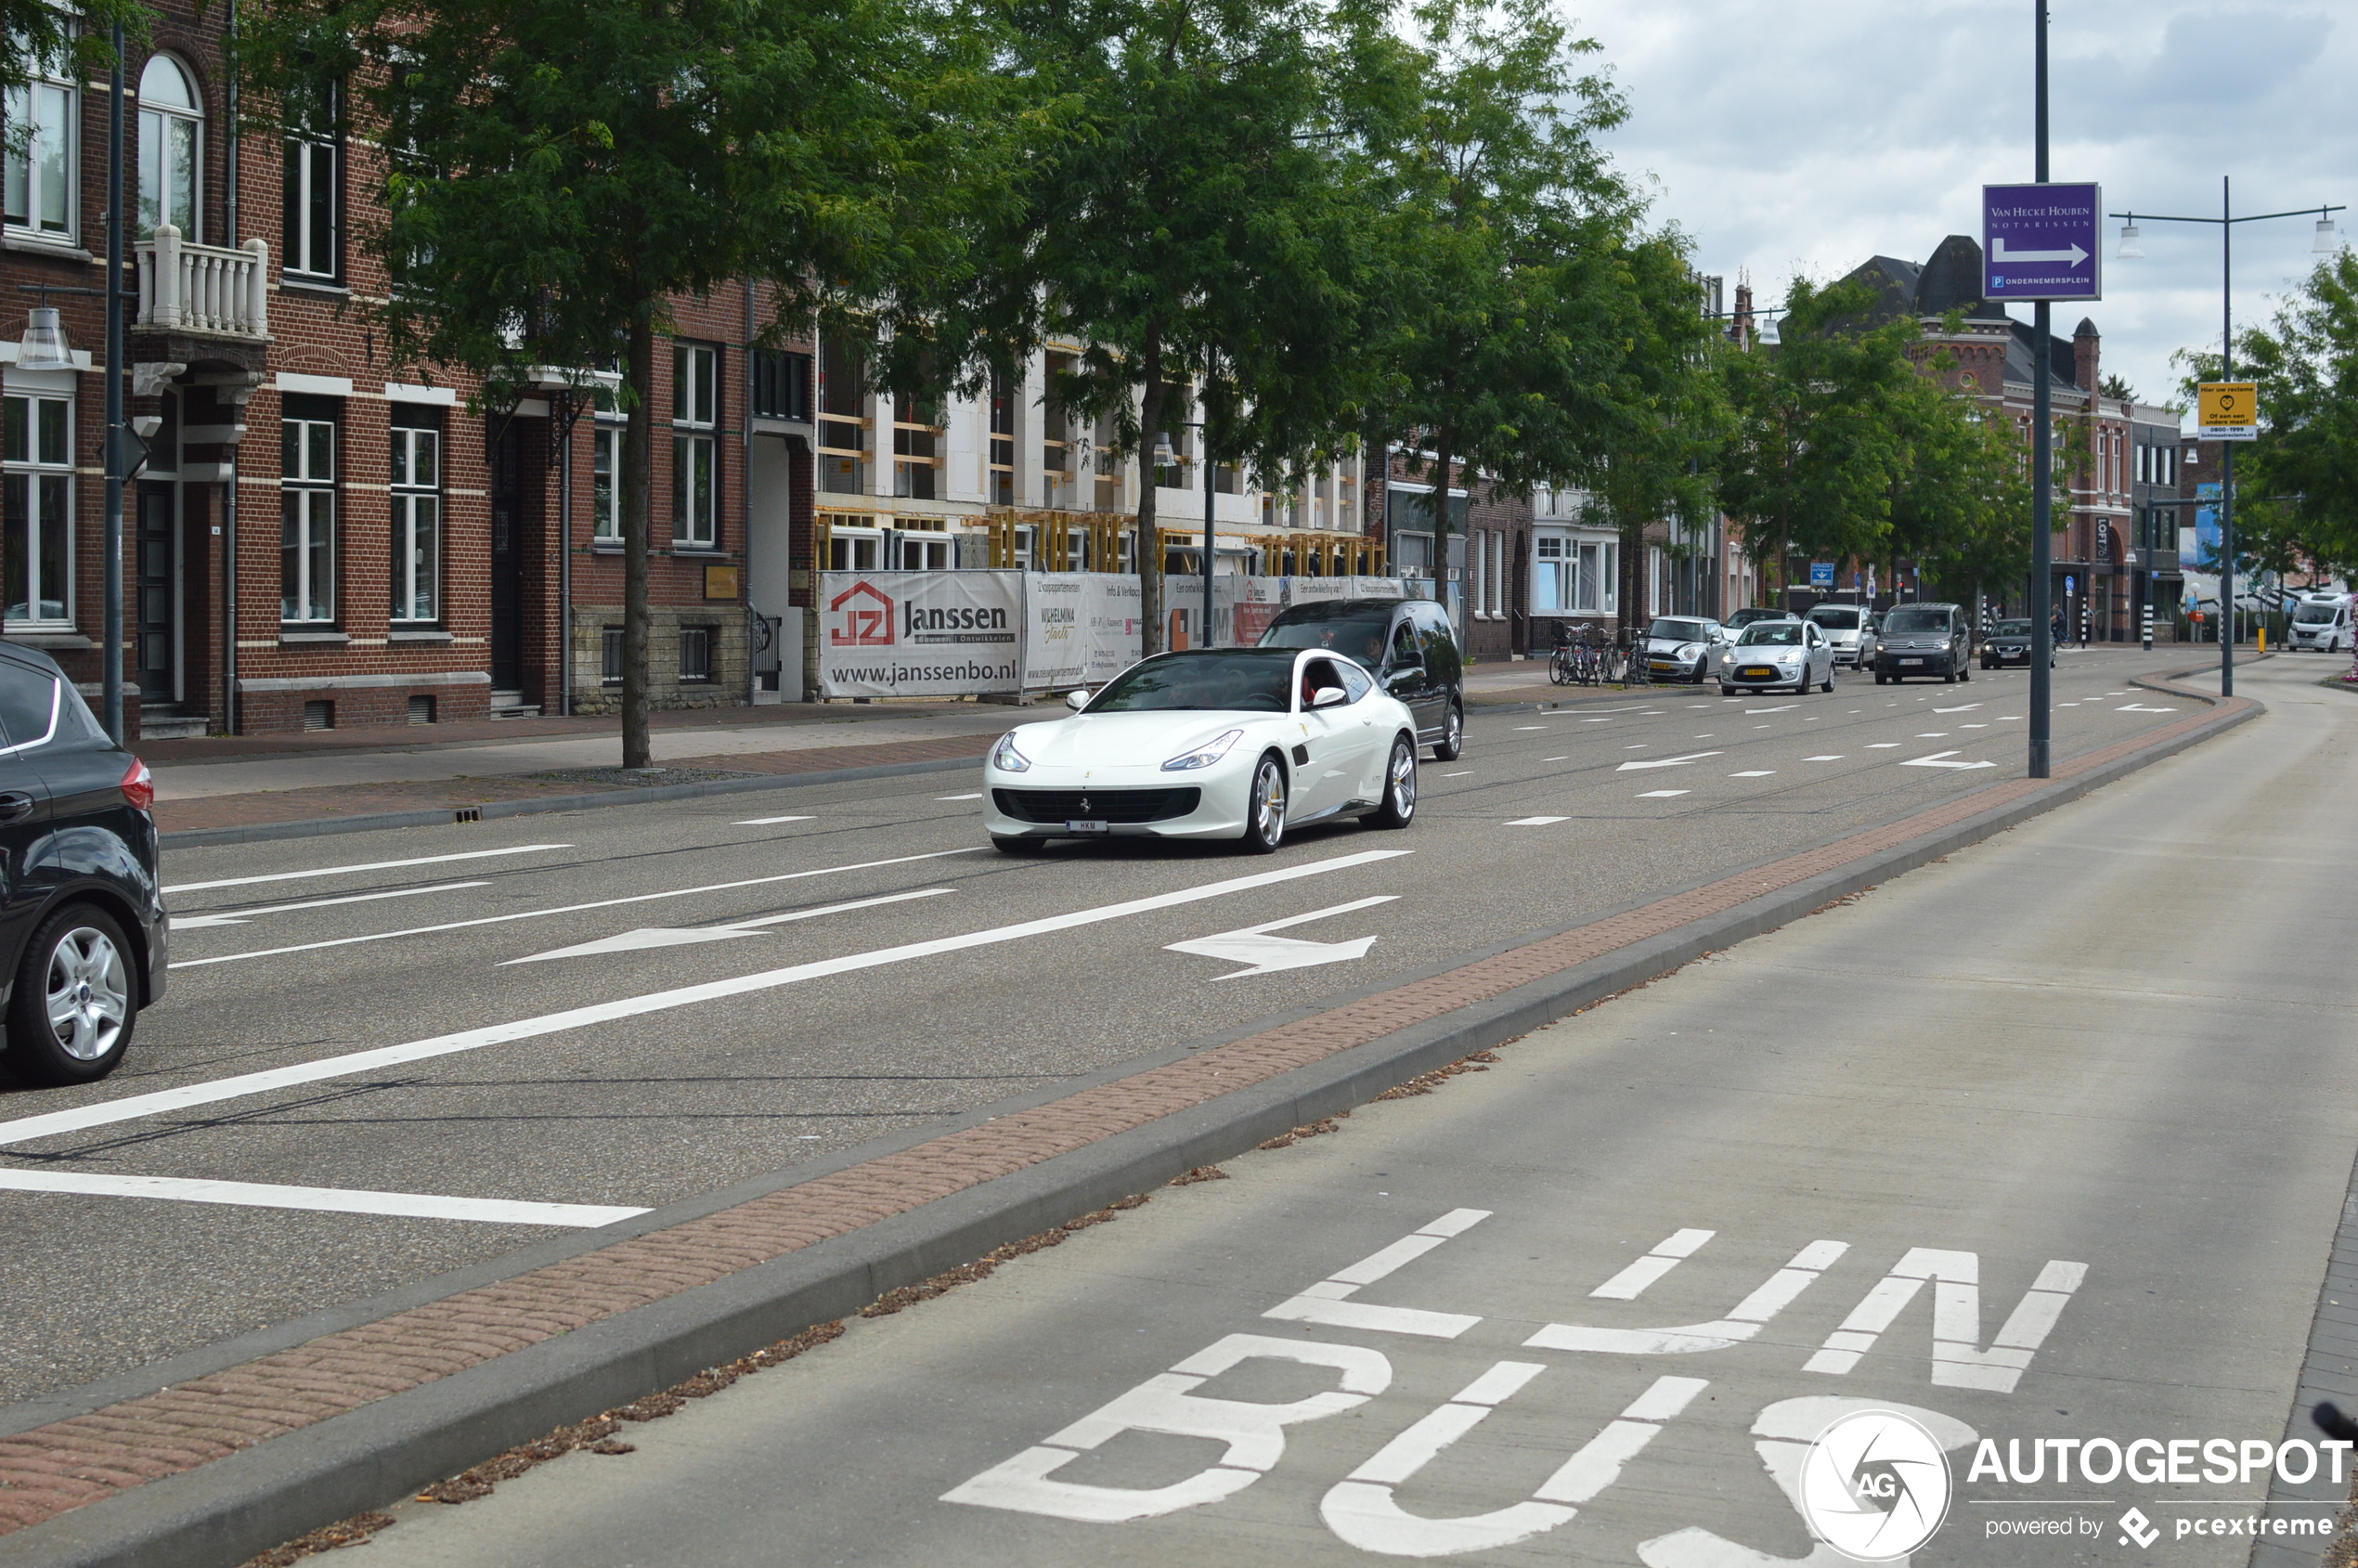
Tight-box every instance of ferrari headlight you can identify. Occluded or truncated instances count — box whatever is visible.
[991,732,1031,773]
[1162,729,1243,771]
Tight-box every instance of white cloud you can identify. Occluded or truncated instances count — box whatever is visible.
[1581,1,2352,414]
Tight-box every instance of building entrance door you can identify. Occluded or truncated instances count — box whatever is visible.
[490,500,523,692]
[136,483,175,701]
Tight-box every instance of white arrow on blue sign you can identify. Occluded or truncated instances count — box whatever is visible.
[1983,182,2104,303]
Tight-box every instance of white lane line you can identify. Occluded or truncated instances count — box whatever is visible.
[1934,704,1982,713]
[0,1168,646,1227]
[1542,756,1568,762]
[936,794,984,801]
[1802,755,1844,761]
[1867,743,1901,749]
[1635,790,1689,798]
[1514,726,1548,732]
[1507,816,1570,826]
[1581,718,1615,723]
[1442,771,1473,778]
[171,881,491,930]
[1618,751,1720,772]
[172,848,985,969]
[1,849,1412,1149]
[1745,706,1797,715]
[1996,715,2022,721]
[501,888,959,964]
[1729,771,1775,778]
[162,844,574,896]
[735,814,815,825]
[1693,733,1714,738]
[1915,732,1950,738]
[1961,723,1989,729]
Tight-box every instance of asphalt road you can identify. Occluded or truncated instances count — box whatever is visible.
[0,651,2202,1404]
[357,651,2358,1568]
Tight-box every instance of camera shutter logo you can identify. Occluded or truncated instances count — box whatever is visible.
[1798,1409,1954,1562]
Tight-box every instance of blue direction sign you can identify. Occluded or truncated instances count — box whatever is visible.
[1983,182,2103,302]
[1809,562,1834,588]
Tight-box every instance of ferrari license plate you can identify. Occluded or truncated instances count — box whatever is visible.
[1065,819,1108,834]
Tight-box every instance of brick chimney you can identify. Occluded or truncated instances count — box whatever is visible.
[2073,317,2100,395]
[1731,280,1755,351]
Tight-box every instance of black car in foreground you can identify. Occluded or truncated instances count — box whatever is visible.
[1980,617,2053,669]
[1259,596,1466,760]
[0,645,165,1084]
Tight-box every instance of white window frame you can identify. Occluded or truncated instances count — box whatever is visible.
[3,393,74,627]
[671,342,719,547]
[137,55,202,240]
[591,421,623,541]
[390,423,440,622]
[281,415,337,623]
[284,119,339,279]
[4,68,77,241]
[1533,532,1569,612]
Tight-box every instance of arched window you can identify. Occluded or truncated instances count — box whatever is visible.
[137,56,201,239]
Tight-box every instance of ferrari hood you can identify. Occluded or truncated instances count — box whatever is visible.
[1009,711,1274,769]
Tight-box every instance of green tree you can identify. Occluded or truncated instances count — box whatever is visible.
[1885,375,2036,607]
[2214,251,2358,578]
[1,1,146,104]
[238,0,991,764]
[1357,0,1638,596]
[974,0,1374,653]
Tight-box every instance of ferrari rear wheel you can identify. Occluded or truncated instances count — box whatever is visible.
[1241,755,1287,854]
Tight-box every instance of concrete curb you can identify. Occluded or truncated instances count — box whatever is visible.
[5,670,2259,1568]
[156,754,983,850]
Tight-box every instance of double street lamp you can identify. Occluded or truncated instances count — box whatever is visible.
[2110,184,2345,696]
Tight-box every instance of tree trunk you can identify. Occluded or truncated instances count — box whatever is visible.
[621,311,655,771]
[1136,336,1165,655]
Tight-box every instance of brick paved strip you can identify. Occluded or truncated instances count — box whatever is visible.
[0,676,2251,1549]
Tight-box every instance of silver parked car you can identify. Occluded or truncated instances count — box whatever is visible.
[1718,619,1836,695]
[1640,616,1726,683]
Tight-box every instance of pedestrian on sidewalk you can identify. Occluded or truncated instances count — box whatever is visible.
[2053,608,2067,650]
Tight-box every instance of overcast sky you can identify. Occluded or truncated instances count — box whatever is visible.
[1581,0,2350,423]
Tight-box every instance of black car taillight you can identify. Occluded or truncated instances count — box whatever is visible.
[120,756,154,811]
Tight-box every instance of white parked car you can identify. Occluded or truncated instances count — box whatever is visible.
[982,648,1420,854]
[1804,603,1877,667]
[1718,619,1836,695]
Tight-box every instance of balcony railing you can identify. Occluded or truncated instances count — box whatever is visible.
[135,227,269,342]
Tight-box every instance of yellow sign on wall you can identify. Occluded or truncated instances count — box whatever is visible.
[2197,382,2259,441]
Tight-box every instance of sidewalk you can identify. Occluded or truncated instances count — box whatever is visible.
[0,661,2256,1568]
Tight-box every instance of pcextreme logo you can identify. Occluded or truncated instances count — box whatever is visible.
[829,580,894,648]
[1799,1408,1954,1562]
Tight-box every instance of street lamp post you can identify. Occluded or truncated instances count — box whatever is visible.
[2111,185,2343,697]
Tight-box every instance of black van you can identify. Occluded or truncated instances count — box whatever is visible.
[1257,597,1466,759]
[1873,602,1974,684]
[0,645,167,1084]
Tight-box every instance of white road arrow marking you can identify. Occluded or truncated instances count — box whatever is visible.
[1901,750,1998,771]
[505,888,955,964]
[1991,236,2089,267]
[1617,750,1722,772]
[2117,703,2178,713]
[1165,895,1398,979]
[1508,816,1570,827]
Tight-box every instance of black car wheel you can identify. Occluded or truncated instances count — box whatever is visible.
[1368,735,1418,830]
[1241,755,1288,854]
[1432,701,1464,762]
[4,903,136,1085]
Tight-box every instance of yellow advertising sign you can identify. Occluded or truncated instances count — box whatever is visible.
[2197,382,2259,441]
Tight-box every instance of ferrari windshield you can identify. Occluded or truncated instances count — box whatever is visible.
[1737,623,1805,646]
[1084,650,1296,713]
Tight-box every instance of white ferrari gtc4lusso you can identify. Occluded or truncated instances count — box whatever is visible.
[983,647,1420,854]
